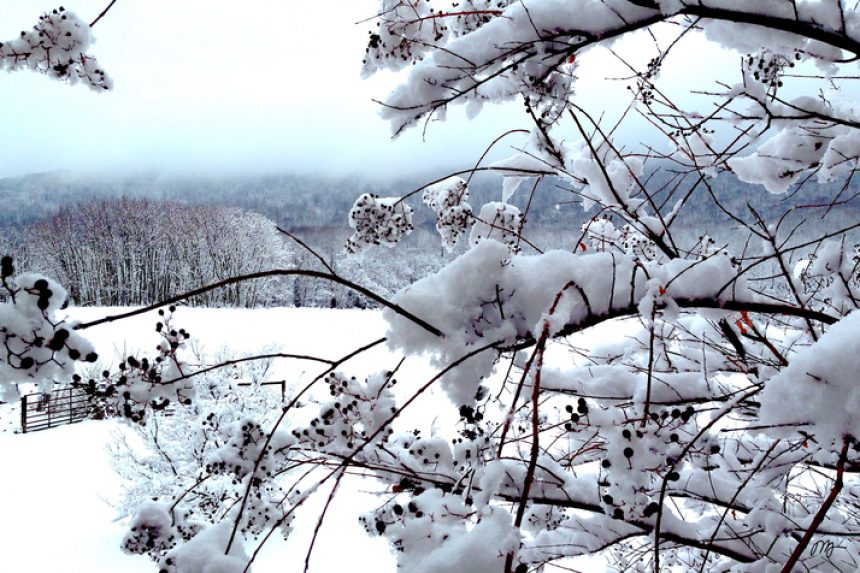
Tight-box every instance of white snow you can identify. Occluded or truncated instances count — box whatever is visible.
[760,309,860,446]
[0,306,401,573]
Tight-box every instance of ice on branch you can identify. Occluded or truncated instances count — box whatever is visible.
[346,193,414,254]
[0,257,97,401]
[0,8,112,91]
[422,176,474,250]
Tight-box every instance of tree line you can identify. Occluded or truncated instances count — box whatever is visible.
[9,199,290,307]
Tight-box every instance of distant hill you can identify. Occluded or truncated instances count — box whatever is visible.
[0,171,579,231]
[1,169,858,247]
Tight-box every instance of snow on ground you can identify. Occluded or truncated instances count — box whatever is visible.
[1,307,406,573]
[0,420,153,572]
[0,305,621,572]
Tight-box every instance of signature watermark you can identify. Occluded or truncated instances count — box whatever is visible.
[809,540,844,560]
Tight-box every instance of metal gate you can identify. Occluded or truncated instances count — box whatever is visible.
[237,380,287,401]
[20,387,90,433]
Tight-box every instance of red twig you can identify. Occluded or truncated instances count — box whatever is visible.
[497,342,541,458]
[779,437,852,573]
[504,281,582,573]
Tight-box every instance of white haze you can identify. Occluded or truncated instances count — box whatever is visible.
[0,1,743,181]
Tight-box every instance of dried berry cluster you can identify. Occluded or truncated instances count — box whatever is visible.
[618,224,657,260]
[0,258,97,398]
[471,201,525,251]
[563,397,589,431]
[362,0,440,75]
[0,7,111,90]
[635,55,663,106]
[583,215,622,252]
[352,383,498,561]
[122,502,185,560]
[203,416,297,540]
[744,49,798,91]
[422,176,474,249]
[581,216,657,260]
[362,0,515,76]
[291,372,398,455]
[596,405,713,522]
[447,0,513,35]
[359,488,474,556]
[72,307,194,423]
[346,194,415,254]
[523,64,575,126]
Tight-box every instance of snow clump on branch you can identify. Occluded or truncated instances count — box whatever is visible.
[422,176,474,250]
[0,256,97,401]
[760,309,860,447]
[346,194,415,254]
[0,7,112,90]
[384,240,746,405]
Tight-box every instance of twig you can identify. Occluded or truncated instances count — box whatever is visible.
[73,268,444,338]
[779,437,852,573]
[303,469,346,573]
[276,227,336,275]
[90,0,119,27]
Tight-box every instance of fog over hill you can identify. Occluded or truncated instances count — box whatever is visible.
[2,169,858,308]
[2,169,858,241]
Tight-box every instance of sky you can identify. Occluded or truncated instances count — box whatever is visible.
[0,1,742,181]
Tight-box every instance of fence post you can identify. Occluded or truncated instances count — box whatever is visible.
[20,394,26,433]
[69,388,73,425]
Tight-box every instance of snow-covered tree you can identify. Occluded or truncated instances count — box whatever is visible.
[6,2,860,572]
[109,346,285,533]
[26,200,291,307]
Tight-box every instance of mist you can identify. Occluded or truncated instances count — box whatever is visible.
[0,1,756,182]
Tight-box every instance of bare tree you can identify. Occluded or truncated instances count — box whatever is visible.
[27,199,290,307]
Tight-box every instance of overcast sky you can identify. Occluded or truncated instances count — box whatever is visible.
[0,1,742,181]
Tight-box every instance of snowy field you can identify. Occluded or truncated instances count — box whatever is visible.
[0,307,408,573]
[0,305,616,572]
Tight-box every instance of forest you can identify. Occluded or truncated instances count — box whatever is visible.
[2,169,858,309]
